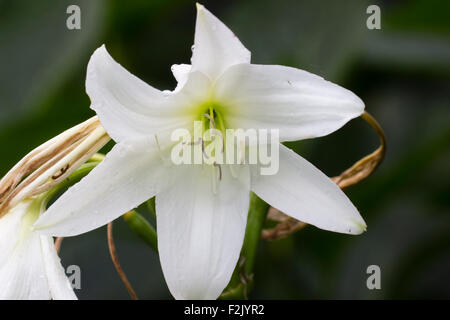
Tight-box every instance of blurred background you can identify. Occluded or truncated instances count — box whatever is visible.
[1,0,449,299]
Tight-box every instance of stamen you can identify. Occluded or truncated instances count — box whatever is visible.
[202,113,216,129]
[216,112,238,179]
[51,164,70,180]
[214,162,222,181]
[201,139,209,160]
[183,138,202,145]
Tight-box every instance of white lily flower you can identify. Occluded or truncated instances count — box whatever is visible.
[0,198,76,300]
[36,4,366,299]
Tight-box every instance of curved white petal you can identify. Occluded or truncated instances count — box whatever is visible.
[191,4,251,80]
[215,63,364,142]
[0,234,50,299]
[0,201,29,263]
[40,236,77,300]
[0,201,76,300]
[86,45,195,142]
[156,164,250,299]
[251,144,366,235]
[171,64,191,92]
[35,138,168,237]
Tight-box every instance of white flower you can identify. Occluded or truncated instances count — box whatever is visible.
[0,199,76,300]
[35,4,366,299]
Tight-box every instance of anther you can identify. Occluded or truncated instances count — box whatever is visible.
[183,138,202,146]
[202,113,216,129]
[213,162,222,181]
[52,164,70,180]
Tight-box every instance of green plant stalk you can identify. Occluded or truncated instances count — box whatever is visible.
[123,210,158,252]
[220,192,269,299]
[147,197,156,220]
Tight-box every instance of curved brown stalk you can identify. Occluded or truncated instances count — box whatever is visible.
[107,222,138,300]
[331,112,386,189]
[55,237,64,254]
[262,111,386,241]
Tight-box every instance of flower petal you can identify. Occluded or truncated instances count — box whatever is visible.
[251,144,366,234]
[86,45,196,142]
[191,4,251,80]
[35,138,168,237]
[0,201,29,263]
[156,164,250,299]
[0,232,50,299]
[40,236,77,300]
[171,64,191,92]
[215,63,364,142]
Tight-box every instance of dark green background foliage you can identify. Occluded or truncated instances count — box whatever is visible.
[1,0,449,299]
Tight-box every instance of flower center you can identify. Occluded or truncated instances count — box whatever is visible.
[197,102,226,132]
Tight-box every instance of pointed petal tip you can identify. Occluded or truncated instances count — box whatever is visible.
[196,3,204,11]
[98,43,106,51]
[348,218,367,235]
[90,44,109,63]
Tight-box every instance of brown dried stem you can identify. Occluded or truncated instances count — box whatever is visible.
[55,237,64,254]
[331,112,386,189]
[262,111,386,241]
[107,222,138,300]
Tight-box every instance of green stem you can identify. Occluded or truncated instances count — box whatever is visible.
[123,210,158,252]
[147,197,157,220]
[220,192,269,299]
